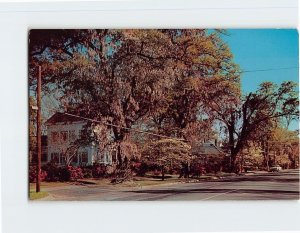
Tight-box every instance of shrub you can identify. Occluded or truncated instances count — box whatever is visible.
[58,166,71,181]
[190,162,206,178]
[81,167,93,178]
[66,166,84,181]
[29,165,47,183]
[91,164,107,178]
[130,161,141,174]
[135,162,158,177]
[110,167,133,184]
[41,163,83,182]
[42,162,60,182]
[153,170,161,176]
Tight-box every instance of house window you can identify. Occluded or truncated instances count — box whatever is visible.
[69,130,76,141]
[107,152,112,163]
[99,152,105,163]
[61,131,68,142]
[51,153,59,163]
[51,132,59,143]
[104,152,108,163]
[59,153,66,165]
[72,154,78,163]
[79,152,88,165]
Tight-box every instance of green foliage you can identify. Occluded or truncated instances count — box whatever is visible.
[142,139,191,175]
[276,153,291,169]
[268,127,299,168]
[243,146,264,169]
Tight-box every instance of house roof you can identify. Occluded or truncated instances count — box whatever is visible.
[191,142,226,156]
[45,112,83,124]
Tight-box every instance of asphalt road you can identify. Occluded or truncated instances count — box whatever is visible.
[41,169,299,201]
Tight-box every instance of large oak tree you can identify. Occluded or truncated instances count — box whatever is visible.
[208,81,299,172]
[29,29,240,165]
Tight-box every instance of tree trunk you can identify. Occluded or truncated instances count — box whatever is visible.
[228,124,236,172]
[113,125,131,169]
[186,163,190,179]
[117,143,122,168]
[161,166,165,181]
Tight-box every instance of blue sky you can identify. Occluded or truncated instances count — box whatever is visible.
[223,29,299,93]
[222,29,299,130]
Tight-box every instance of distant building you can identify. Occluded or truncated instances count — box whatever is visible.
[191,141,227,158]
[45,112,116,166]
[190,141,228,174]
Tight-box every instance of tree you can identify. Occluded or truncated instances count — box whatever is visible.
[208,81,299,172]
[145,30,240,140]
[141,139,191,180]
[267,127,299,169]
[243,145,264,170]
[62,126,94,166]
[29,29,240,166]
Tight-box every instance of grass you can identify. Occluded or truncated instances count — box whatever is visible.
[28,172,232,191]
[29,181,73,190]
[29,182,73,200]
[119,175,199,187]
[29,190,49,200]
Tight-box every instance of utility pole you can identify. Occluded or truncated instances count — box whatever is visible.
[36,66,42,193]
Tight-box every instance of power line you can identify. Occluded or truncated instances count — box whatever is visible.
[37,66,299,141]
[65,112,186,141]
[42,106,185,141]
[240,66,299,74]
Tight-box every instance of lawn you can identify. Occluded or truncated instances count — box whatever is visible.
[29,182,73,200]
[29,182,72,190]
[117,174,216,187]
[28,172,229,193]
[29,190,49,200]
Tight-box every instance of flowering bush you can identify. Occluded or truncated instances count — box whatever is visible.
[81,167,93,178]
[67,165,84,181]
[29,165,47,182]
[91,164,107,178]
[40,163,83,182]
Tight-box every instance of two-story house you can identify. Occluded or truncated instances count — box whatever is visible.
[45,112,114,166]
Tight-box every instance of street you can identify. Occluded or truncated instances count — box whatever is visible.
[39,169,299,201]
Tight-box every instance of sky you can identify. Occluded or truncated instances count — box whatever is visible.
[222,29,299,130]
[223,29,299,93]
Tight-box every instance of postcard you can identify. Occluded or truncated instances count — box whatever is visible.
[28,29,299,201]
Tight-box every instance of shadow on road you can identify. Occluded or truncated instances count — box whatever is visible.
[216,177,300,183]
[127,188,299,195]
[213,172,300,183]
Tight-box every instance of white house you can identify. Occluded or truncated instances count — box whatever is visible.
[45,112,115,166]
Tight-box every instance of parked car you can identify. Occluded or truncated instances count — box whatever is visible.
[270,165,282,172]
